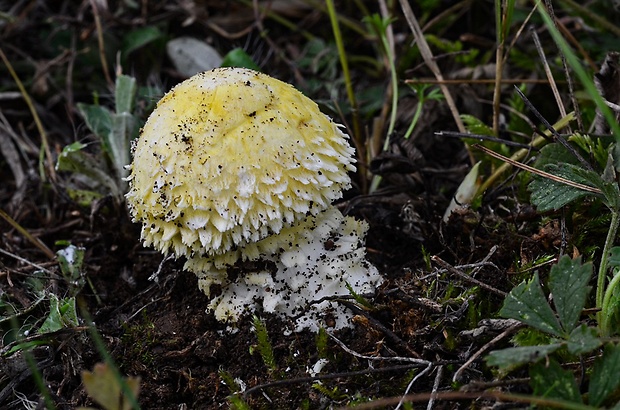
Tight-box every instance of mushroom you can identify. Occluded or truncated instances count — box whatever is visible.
[126,67,382,331]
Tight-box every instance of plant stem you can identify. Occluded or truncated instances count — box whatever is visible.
[368,15,398,193]
[381,27,398,148]
[597,210,620,332]
[601,262,620,335]
[325,0,364,171]
[403,99,423,140]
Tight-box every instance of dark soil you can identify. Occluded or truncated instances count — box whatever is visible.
[0,1,612,409]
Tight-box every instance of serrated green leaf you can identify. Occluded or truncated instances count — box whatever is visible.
[566,325,601,355]
[500,273,563,337]
[529,175,591,212]
[569,164,620,211]
[530,358,582,404]
[528,162,605,212]
[528,143,607,212]
[589,343,620,407]
[549,255,592,333]
[485,344,562,371]
[534,143,581,169]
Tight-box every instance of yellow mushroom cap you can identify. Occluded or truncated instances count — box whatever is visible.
[126,67,356,260]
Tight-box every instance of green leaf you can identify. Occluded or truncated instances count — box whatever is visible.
[528,163,600,212]
[460,114,494,136]
[602,285,620,334]
[568,133,611,170]
[530,358,582,404]
[566,325,601,355]
[534,143,581,169]
[220,48,261,71]
[77,103,113,150]
[528,143,605,212]
[529,176,591,212]
[589,343,620,407]
[38,295,78,334]
[569,164,620,211]
[608,247,620,268]
[108,112,139,182]
[55,142,121,197]
[252,315,277,372]
[115,75,137,115]
[549,255,592,333]
[499,273,563,337]
[57,244,85,283]
[121,25,163,57]
[65,188,103,207]
[485,344,562,371]
[81,363,141,410]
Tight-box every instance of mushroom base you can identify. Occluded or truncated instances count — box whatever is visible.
[188,206,383,332]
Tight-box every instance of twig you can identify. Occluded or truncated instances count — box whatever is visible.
[541,0,583,131]
[405,78,557,85]
[427,365,443,410]
[89,0,113,87]
[473,143,602,195]
[552,0,620,45]
[0,247,61,280]
[437,131,539,149]
[530,26,568,122]
[328,332,432,366]
[513,86,593,171]
[0,209,55,260]
[398,0,466,135]
[0,47,56,182]
[473,112,574,198]
[472,245,499,275]
[396,362,433,410]
[501,5,537,66]
[334,388,592,410]
[452,322,522,382]
[340,300,421,358]
[432,256,507,297]
[241,363,423,397]
[492,0,507,135]
[552,15,597,72]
